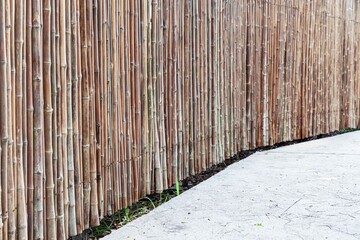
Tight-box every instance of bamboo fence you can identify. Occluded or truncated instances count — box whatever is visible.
[0,0,360,239]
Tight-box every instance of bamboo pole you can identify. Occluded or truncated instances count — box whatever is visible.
[43,0,56,239]
[32,0,44,238]
[68,0,77,234]
[140,0,149,197]
[93,0,103,221]
[151,0,163,193]
[64,0,72,235]
[146,0,152,195]
[183,0,191,177]
[14,0,28,237]
[133,0,141,202]
[75,0,84,232]
[79,0,91,229]
[0,1,7,239]
[118,1,128,207]
[25,0,33,238]
[158,0,168,190]
[22,0,27,208]
[87,0,100,227]
[59,0,68,236]
[72,0,83,232]
[32,1,44,239]
[100,0,111,216]
[97,0,105,220]
[50,0,59,238]
[5,0,15,238]
[54,0,66,237]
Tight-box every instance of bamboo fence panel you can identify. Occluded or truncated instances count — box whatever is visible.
[0,0,359,238]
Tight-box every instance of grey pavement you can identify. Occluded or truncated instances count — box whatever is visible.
[104,131,360,240]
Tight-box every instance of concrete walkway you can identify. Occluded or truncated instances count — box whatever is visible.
[104,131,360,240]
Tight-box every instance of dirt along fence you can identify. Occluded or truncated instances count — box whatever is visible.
[0,0,360,239]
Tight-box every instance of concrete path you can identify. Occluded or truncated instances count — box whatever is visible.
[104,131,360,240]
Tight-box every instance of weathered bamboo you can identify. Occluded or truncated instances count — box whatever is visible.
[0,1,7,239]
[68,0,77,235]
[79,0,91,229]
[158,0,168,190]
[65,0,73,235]
[15,0,28,237]
[10,2,17,235]
[73,0,84,232]
[54,1,67,239]
[77,0,85,225]
[87,0,100,227]
[1,1,360,238]
[32,0,44,238]
[93,0,103,221]
[25,0,33,238]
[59,0,67,237]
[97,0,105,220]
[100,0,110,217]
[5,0,15,238]
[43,0,56,239]
[140,0,149,197]
[118,1,128,210]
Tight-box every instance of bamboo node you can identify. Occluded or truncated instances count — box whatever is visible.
[32,76,42,82]
[82,144,90,149]
[33,127,43,133]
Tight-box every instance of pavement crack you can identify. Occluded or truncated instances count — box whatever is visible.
[280,198,303,217]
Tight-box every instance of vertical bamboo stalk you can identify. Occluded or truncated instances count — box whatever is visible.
[93,0,103,221]
[79,0,91,229]
[176,0,184,181]
[68,0,77,234]
[132,0,141,201]
[5,0,15,238]
[146,0,152,194]
[151,0,163,193]
[183,0,191,177]
[50,0,59,237]
[22,0,27,208]
[65,0,73,235]
[114,0,121,211]
[140,0,149,197]
[0,0,7,238]
[129,0,136,204]
[158,0,168,190]
[54,0,66,238]
[59,0,68,236]
[25,0,33,238]
[14,0,28,237]
[97,0,105,220]
[32,0,44,238]
[72,0,83,232]
[43,0,56,239]
[118,0,126,209]
[87,0,100,227]
[100,0,110,216]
